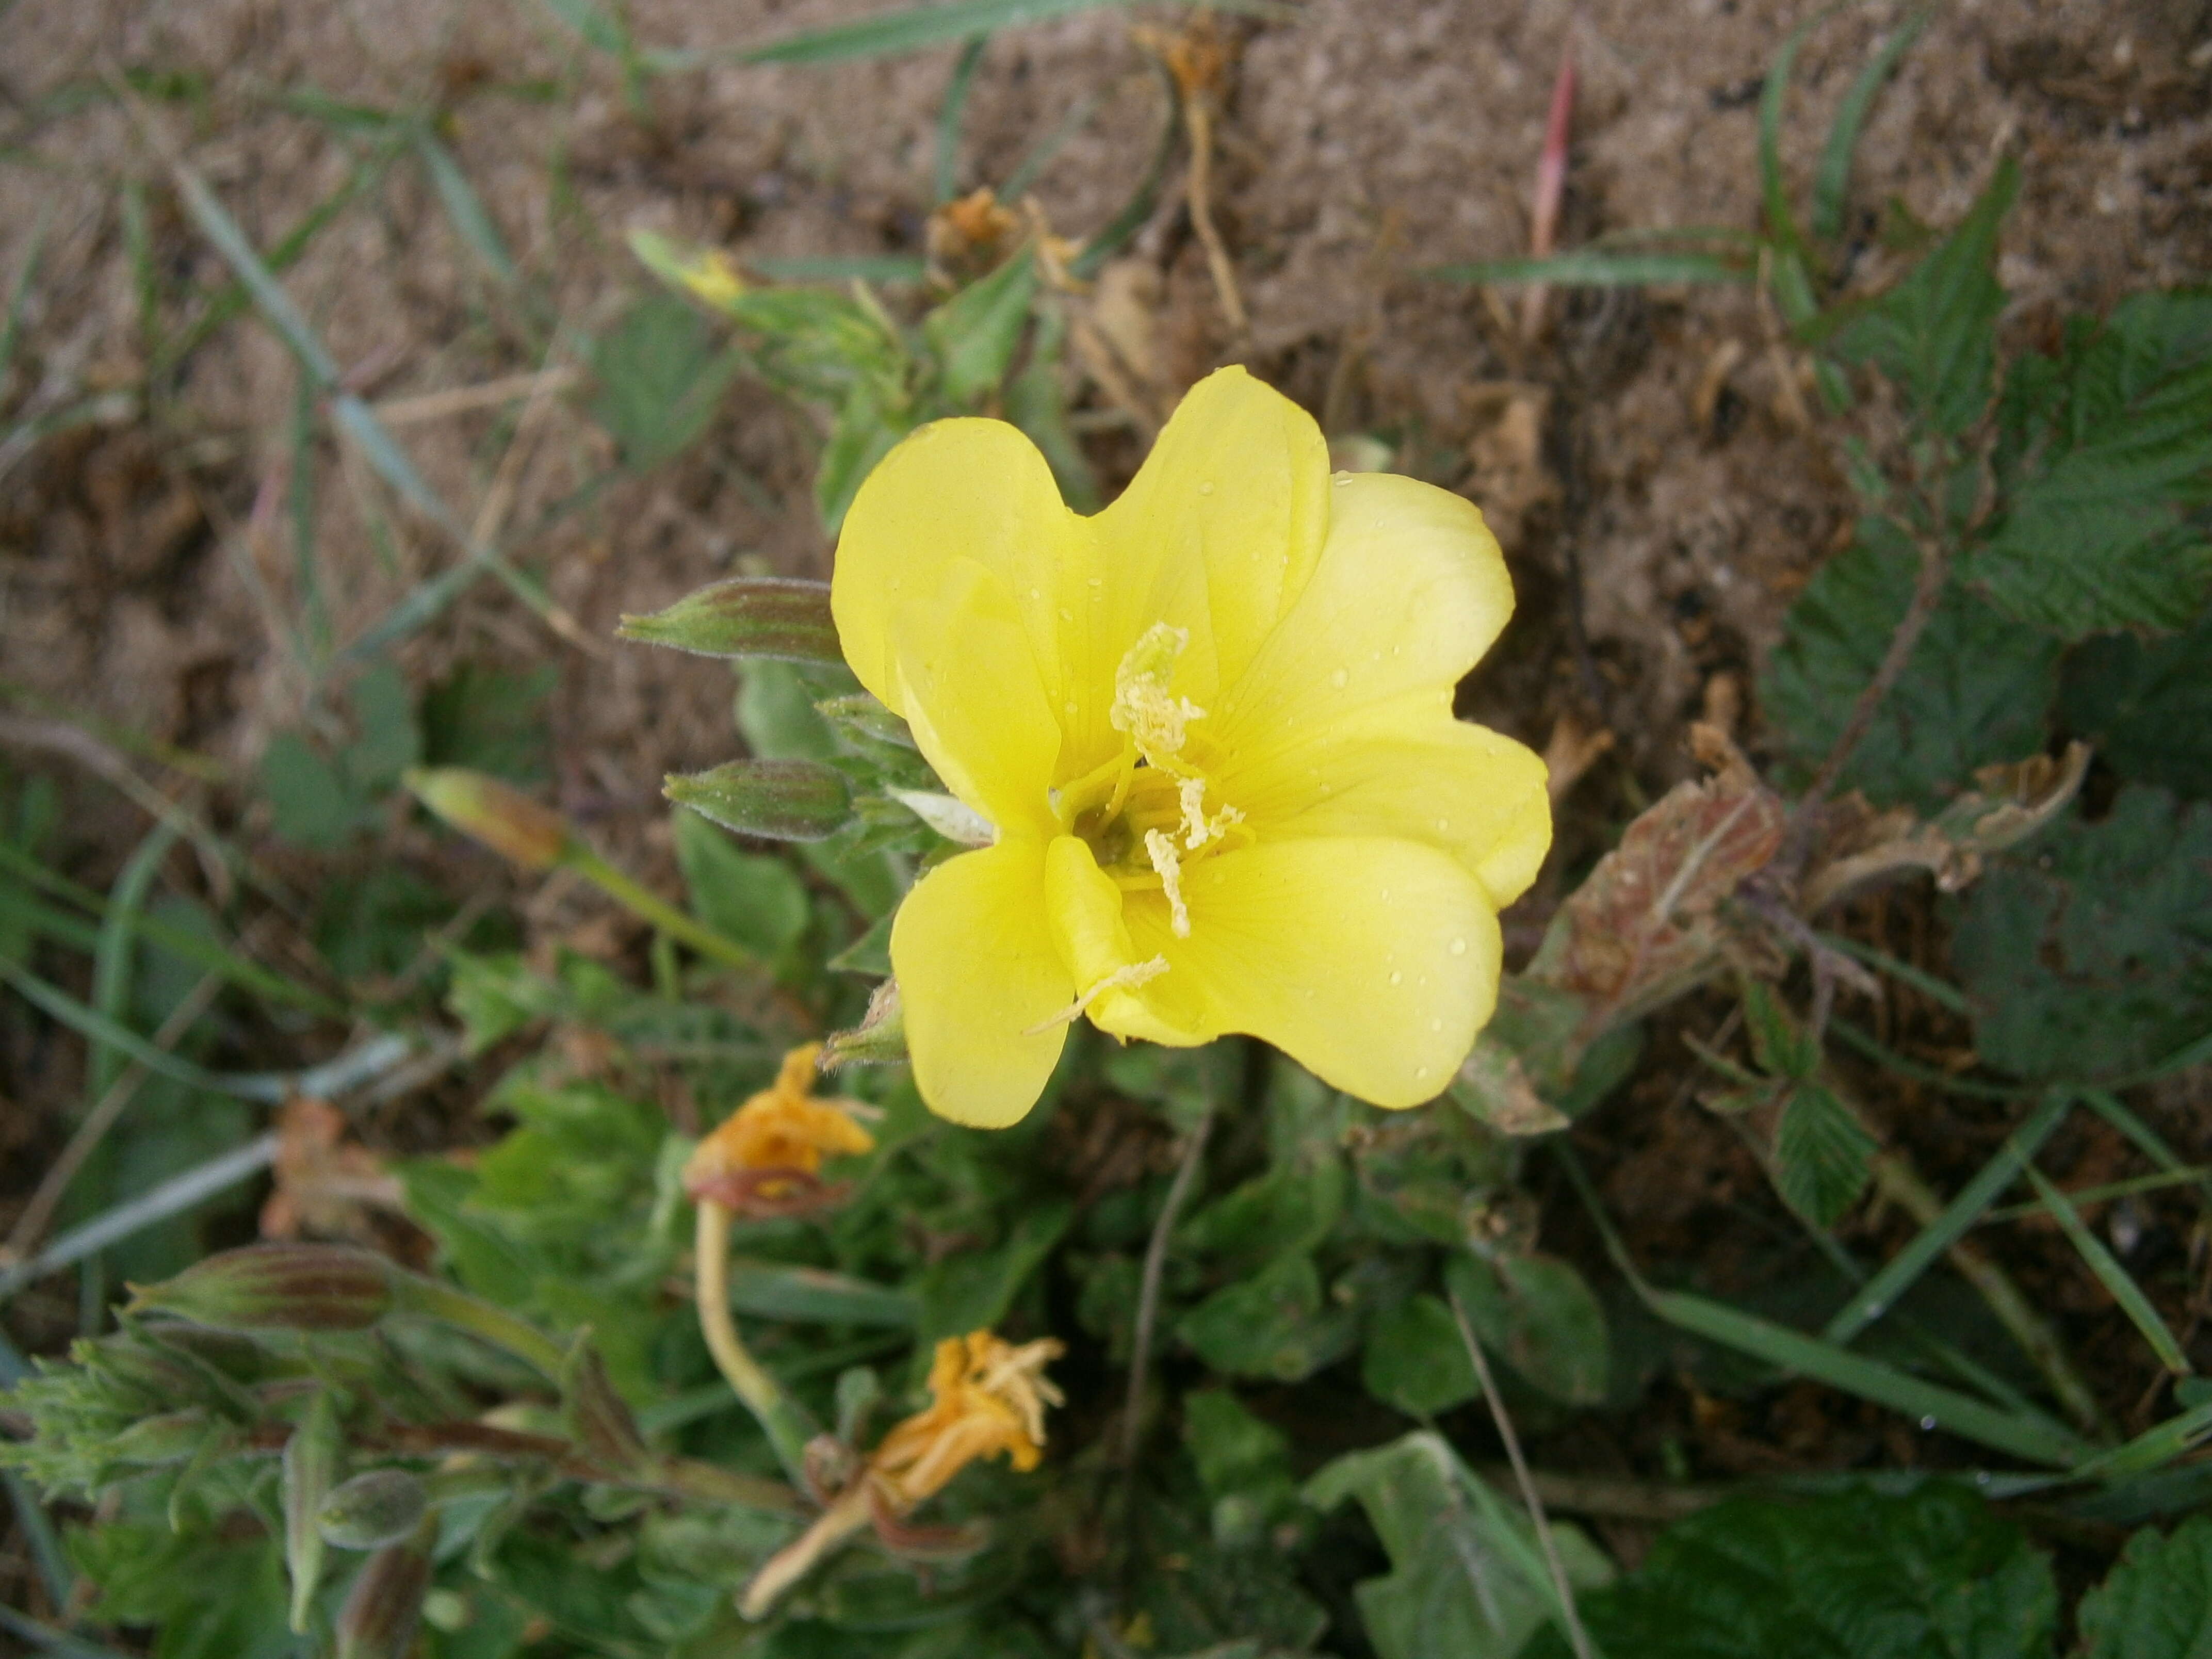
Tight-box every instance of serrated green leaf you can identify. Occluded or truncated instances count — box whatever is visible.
[1761,516,2061,809]
[1306,1432,1612,1659]
[1830,157,2016,433]
[2060,609,2212,800]
[1772,1083,1877,1227]
[671,808,811,959]
[1360,1294,1478,1417]
[1741,981,1820,1080]
[588,294,742,471]
[1446,1250,1611,1407]
[1949,787,2212,1081]
[2080,1515,2212,1659]
[1177,1253,1357,1383]
[922,249,1035,408]
[1966,290,2212,638]
[1524,1484,2055,1659]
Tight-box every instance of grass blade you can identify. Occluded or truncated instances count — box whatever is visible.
[935,33,989,202]
[0,1606,137,1659]
[2025,1165,2191,1375]
[89,822,178,1099]
[1647,1281,2090,1467]
[1813,930,1970,1015]
[1825,1089,2072,1342]
[730,0,1279,67]
[746,255,929,284]
[411,127,518,286]
[0,958,280,1102]
[0,202,54,392]
[0,1133,279,1304]
[2081,1089,2212,1208]
[1827,1018,2043,1100]
[1000,87,1104,201]
[1758,2,1843,263]
[1810,9,1930,243]
[0,840,344,1017]
[1426,250,1752,287]
[723,1258,919,1328]
[1069,57,1179,282]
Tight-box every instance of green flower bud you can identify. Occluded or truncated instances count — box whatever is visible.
[616,575,839,663]
[284,1393,341,1632]
[105,1410,217,1467]
[664,759,852,843]
[822,980,906,1069]
[406,768,574,871]
[318,1469,430,1551]
[127,1245,393,1332]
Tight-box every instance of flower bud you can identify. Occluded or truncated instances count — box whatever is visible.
[560,1340,650,1475]
[285,1393,341,1632]
[335,1525,434,1659]
[822,980,906,1069]
[627,227,747,311]
[617,576,839,664]
[319,1469,430,1551]
[406,768,574,871]
[665,759,852,843]
[814,693,917,752]
[127,1245,393,1332]
[105,1410,217,1467]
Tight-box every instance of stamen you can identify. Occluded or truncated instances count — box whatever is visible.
[1020,955,1171,1035]
[1145,828,1191,937]
[1110,623,1206,765]
[1178,775,1245,851]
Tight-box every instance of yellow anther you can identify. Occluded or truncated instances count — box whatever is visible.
[1110,623,1207,765]
[1145,828,1191,936]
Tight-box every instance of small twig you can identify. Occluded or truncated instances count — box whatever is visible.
[1180,94,1247,340]
[1448,1288,1596,1659]
[1120,1101,1215,1465]
[1797,535,1950,817]
[1476,1465,1729,1523]
[371,367,579,428]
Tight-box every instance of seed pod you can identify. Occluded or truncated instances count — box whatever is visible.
[664,759,852,843]
[334,1520,435,1659]
[616,575,839,664]
[318,1469,430,1551]
[284,1393,341,1632]
[406,768,574,871]
[127,1245,393,1332]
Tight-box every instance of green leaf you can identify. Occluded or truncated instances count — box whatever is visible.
[1360,1294,1478,1417]
[1761,516,2061,809]
[1830,157,2017,434]
[412,128,517,286]
[734,0,1272,65]
[1966,290,2212,638]
[259,731,370,850]
[1810,10,1931,246]
[2060,609,2212,800]
[671,808,811,959]
[1741,981,1820,1080]
[419,661,555,783]
[914,1198,1072,1342]
[1002,303,1099,511]
[1179,1156,1345,1275]
[1524,1484,2055,1659]
[1446,1251,1611,1407]
[1305,1432,1612,1659]
[1771,1083,1877,1228]
[1177,1253,1357,1383]
[2079,1515,2212,1659]
[1949,787,2212,1081]
[588,294,742,471]
[922,250,1036,408]
[347,658,421,789]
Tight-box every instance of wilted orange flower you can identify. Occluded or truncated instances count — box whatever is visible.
[682,1044,874,1215]
[868,1330,1067,1509]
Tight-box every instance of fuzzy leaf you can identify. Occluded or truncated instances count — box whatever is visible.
[1949,786,2212,1081]
[1446,1251,1611,1407]
[1762,517,2062,810]
[1771,1083,1877,1227]
[1360,1293,1478,1417]
[922,249,1036,408]
[1178,1253,1358,1383]
[1829,157,2016,434]
[2080,1515,2212,1659]
[671,808,811,958]
[1524,1484,2055,1659]
[1968,290,2212,638]
[588,294,742,472]
[2060,608,2212,800]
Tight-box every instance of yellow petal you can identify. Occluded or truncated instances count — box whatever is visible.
[1224,709,1552,909]
[1098,837,1502,1107]
[889,558,1063,838]
[1211,470,1514,756]
[890,839,1074,1127]
[831,417,1085,726]
[1087,366,1332,761]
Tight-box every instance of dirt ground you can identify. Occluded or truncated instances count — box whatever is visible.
[1,0,2209,1595]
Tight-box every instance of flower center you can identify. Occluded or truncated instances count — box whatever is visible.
[1060,623,1249,937]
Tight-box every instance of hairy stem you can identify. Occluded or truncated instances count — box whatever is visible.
[1121,1101,1216,1466]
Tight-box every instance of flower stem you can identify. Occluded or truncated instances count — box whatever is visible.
[563,845,758,972]
[694,1199,820,1486]
[739,1480,874,1620]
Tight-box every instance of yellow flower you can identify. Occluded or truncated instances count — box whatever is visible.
[832,367,1552,1127]
[682,1043,874,1213]
[867,1331,1066,1509]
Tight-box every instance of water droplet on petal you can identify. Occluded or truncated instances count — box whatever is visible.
[1414,1064,1430,1078]
[1059,607,1074,621]
[1436,817,1450,833]
[1429,1018,1443,1033]
[1919,1416,1938,1432]
[1450,937,1468,956]
[1329,668,1348,689]
[1198,481,1215,496]
[1389,971,1403,985]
